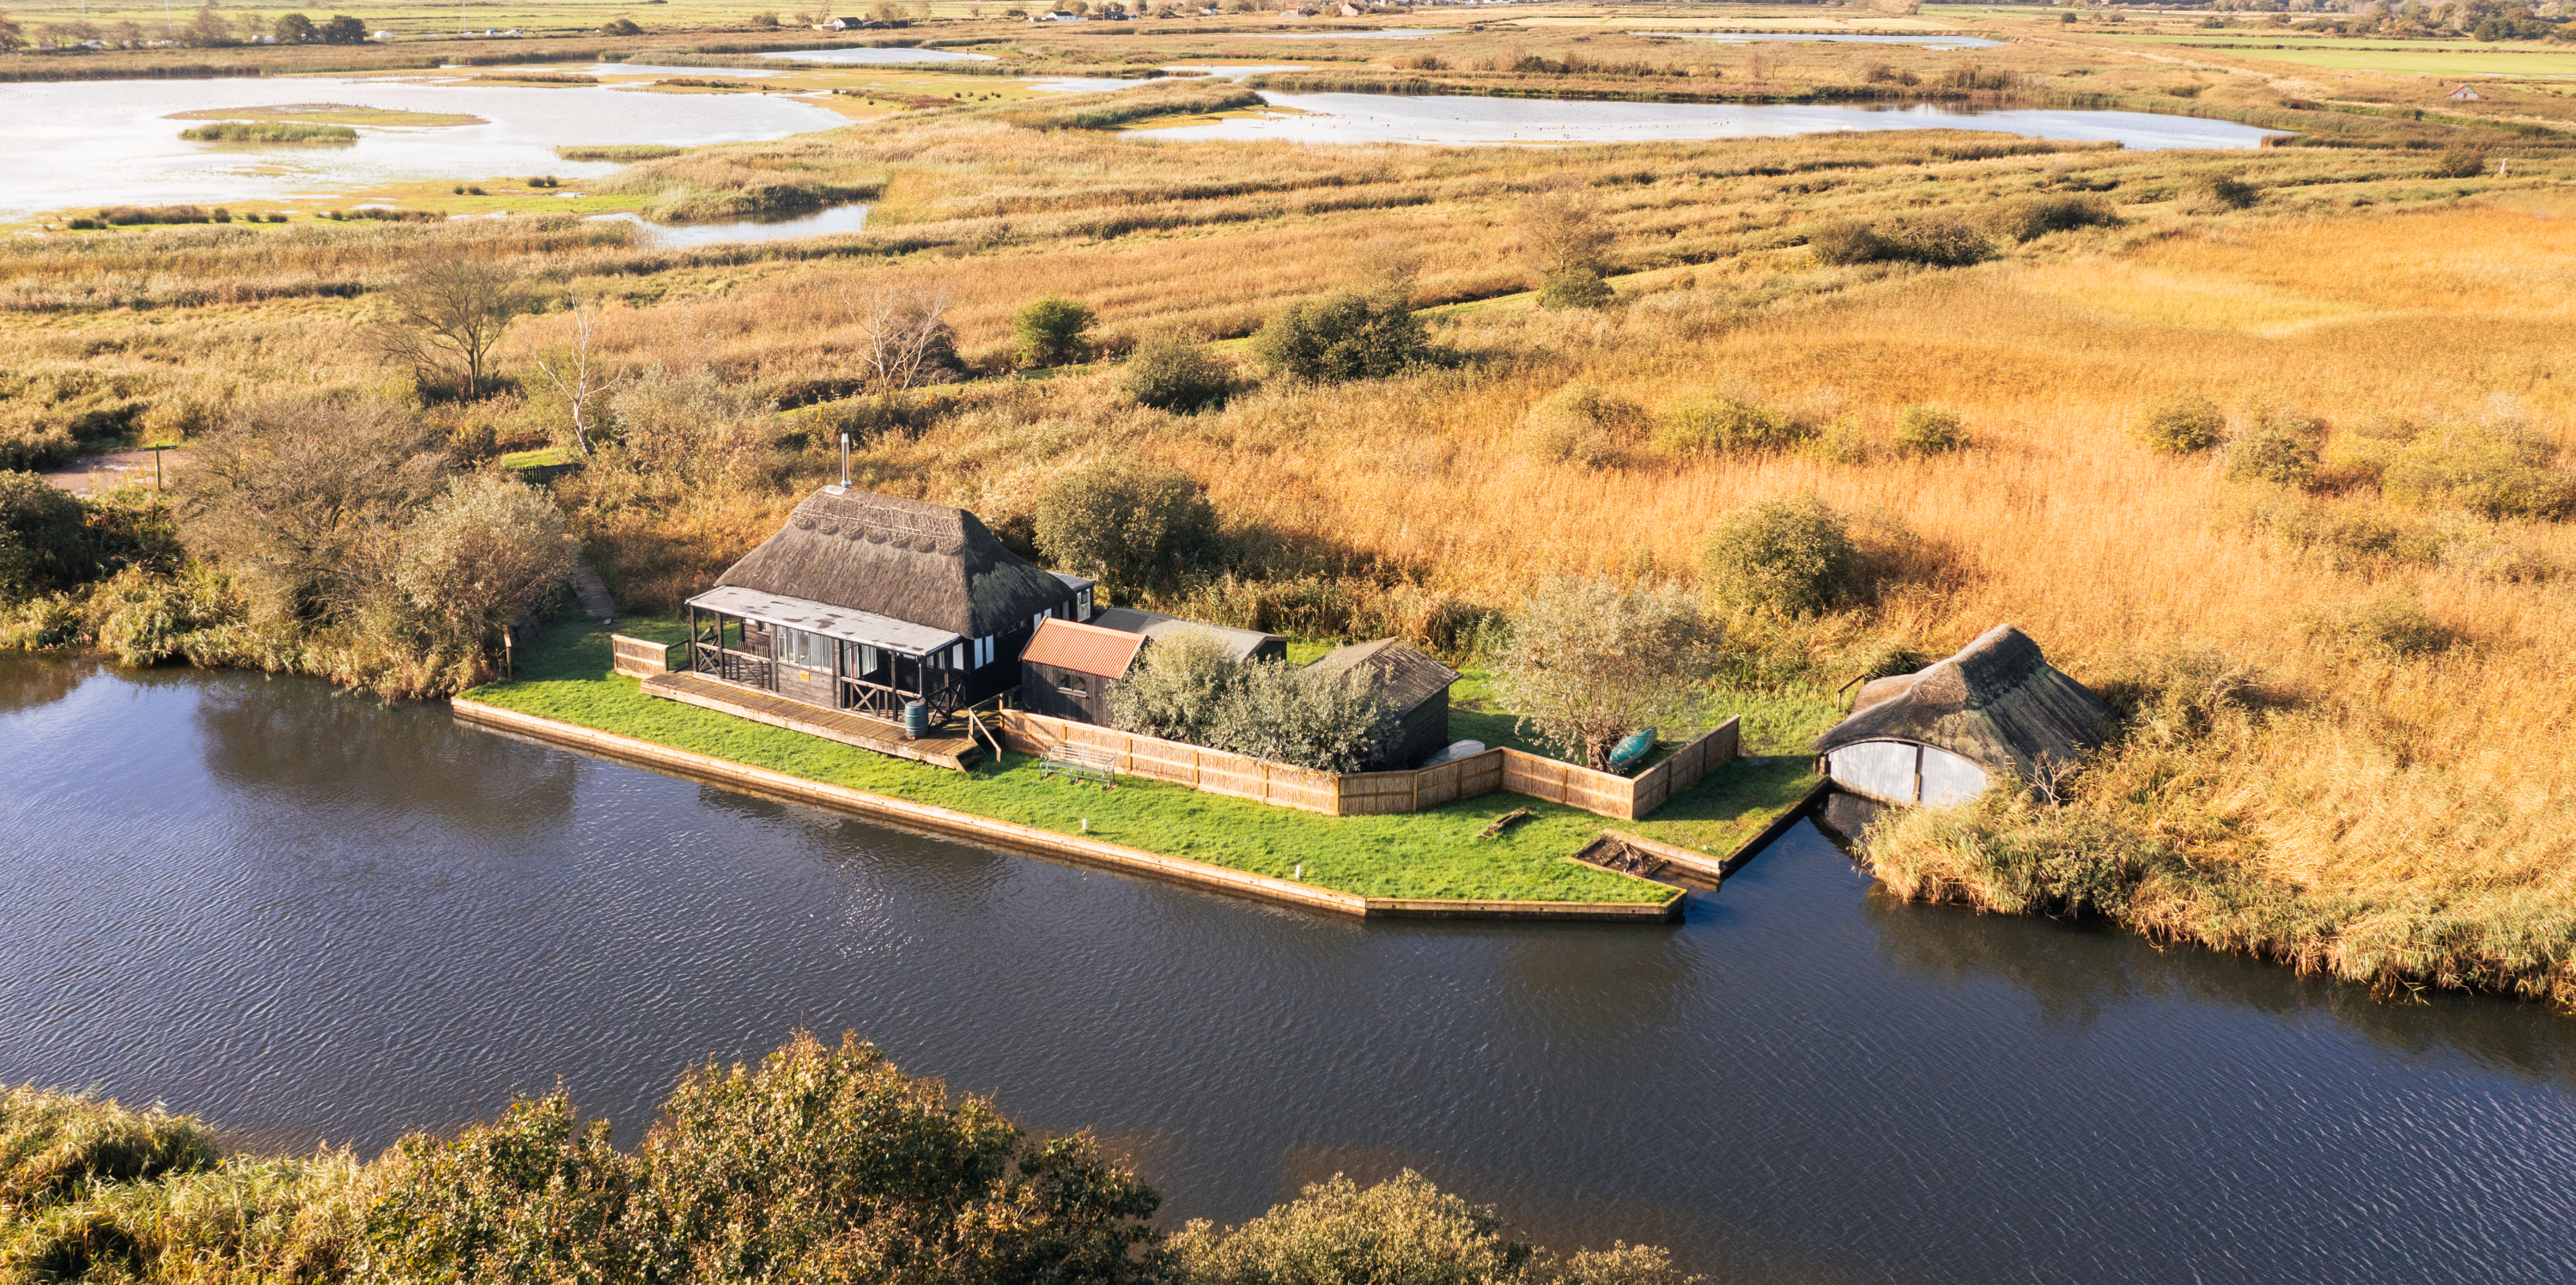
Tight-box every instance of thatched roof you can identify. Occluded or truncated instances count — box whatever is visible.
[1305,638,1458,714]
[1811,624,2113,776]
[713,487,1072,640]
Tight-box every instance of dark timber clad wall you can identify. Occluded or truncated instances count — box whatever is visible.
[1022,661,1115,725]
[1381,691,1449,771]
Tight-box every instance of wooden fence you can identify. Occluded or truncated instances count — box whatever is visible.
[994,709,1741,823]
[611,634,675,679]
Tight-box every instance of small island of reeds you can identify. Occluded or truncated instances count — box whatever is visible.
[177,121,359,143]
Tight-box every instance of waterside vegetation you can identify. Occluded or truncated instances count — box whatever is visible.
[0,1030,1698,1285]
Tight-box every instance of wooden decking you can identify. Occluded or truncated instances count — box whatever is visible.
[641,671,984,770]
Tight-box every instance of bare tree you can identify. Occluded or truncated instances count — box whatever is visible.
[531,302,627,457]
[841,279,959,393]
[371,253,531,399]
[1491,576,1724,771]
[1517,188,1615,279]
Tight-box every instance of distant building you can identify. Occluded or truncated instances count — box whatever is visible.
[1810,625,2111,807]
[1304,639,1458,770]
[2447,83,2483,100]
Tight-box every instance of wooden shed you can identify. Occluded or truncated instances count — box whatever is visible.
[1810,624,2112,807]
[1304,638,1459,771]
[683,486,1096,721]
[1090,606,1285,662]
[1018,618,1145,724]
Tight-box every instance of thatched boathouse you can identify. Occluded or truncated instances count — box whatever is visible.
[1305,638,1460,771]
[685,486,1093,720]
[1810,624,2111,807]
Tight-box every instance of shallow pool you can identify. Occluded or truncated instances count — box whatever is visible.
[757,46,999,64]
[586,204,872,247]
[0,77,848,222]
[1142,93,2285,150]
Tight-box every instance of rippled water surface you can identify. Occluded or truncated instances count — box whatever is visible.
[5,655,2574,1283]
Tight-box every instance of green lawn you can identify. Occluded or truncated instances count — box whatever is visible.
[2103,33,2576,77]
[465,620,1756,904]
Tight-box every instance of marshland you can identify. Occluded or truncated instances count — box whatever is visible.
[7,3,2576,1281]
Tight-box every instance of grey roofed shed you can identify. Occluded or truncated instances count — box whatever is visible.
[1810,624,2112,805]
[1306,638,1459,771]
[1090,606,1287,662]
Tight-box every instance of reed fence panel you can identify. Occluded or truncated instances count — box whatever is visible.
[611,634,674,679]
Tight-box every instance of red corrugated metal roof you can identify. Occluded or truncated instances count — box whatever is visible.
[1021,618,1145,679]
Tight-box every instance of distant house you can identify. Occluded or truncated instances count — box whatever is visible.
[683,486,1094,722]
[1305,638,1458,770]
[1809,625,2111,807]
[1020,611,1284,724]
[2447,83,2483,100]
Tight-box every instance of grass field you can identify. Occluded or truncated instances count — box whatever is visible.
[2101,35,2576,80]
[464,618,1716,904]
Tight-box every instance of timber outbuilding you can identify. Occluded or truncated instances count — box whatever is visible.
[1305,638,1459,771]
[683,486,1096,721]
[1810,624,2111,807]
[1020,613,1287,725]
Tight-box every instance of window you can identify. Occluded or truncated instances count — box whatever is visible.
[779,627,833,670]
[1055,673,1090,698]
[950,642,966,670]
[1077,588,1093,621]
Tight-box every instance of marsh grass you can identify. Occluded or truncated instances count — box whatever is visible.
[176,122,358,143]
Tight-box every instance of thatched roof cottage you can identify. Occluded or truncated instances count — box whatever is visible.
[1811,624,2112,807]
[685,486,1094,721]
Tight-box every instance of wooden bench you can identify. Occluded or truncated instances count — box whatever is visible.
[1038,741,1118,789]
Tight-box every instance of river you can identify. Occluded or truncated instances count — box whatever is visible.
[3,655,2572,1283]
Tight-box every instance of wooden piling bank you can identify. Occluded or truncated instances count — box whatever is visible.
[449,699,1684,923]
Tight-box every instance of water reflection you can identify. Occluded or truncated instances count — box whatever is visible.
[586,204,872,248]
[757,46,998,64]
[3,659,2574,1283]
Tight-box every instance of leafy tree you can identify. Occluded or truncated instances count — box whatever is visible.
[1699,495,1856,618]
[1521,189,1617,308]
[1121,332,1231,413]
[316,13,368,42]
[360,1093,632,1284]
[369,252,532,399]
[1013,295,1097,368]
[0,9,24,52]
[271,11,316,42]
[179,1,235,47]
[1250,288,1429,382]
[1490,576,1722,771]
[1033,459,1219,593]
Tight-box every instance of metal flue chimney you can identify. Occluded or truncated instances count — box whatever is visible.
[839,432,851,490]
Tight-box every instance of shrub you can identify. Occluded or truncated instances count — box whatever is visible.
[1012,295,1097,368]
[2176,174,2259,212]
[1488,576,1722,770]
[1651,393,1806,457]
[1893,405,1967,455]
[2225,411,2323,488]
[601,16,643,33]
[1523,381,1646,468]
[1701,494,1856,617]
[0,1086,221,1211]
[2300,595,2457,659]
[1808,216,1992,268]
[1121,332,1231,413]
[2381,423,2576,521]
[2430,149,2488,179]
[1,470,101,600]
[2134,392,2226,454]
[1250,289,1431,382]
[1988,194,2119,242]
[393,476,578,652]
[1033,458,1220,591]
[1207,658,1391,773]
[1108,627,1238,745]
[1536,266,1614,310]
